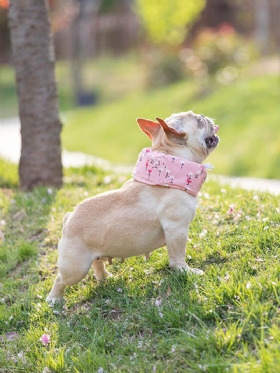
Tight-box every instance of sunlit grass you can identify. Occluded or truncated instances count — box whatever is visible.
[0,159,279,372]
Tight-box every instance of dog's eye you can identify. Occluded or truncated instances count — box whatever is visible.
[197,115,207,128]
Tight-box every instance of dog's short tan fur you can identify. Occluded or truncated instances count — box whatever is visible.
[47,111,219,303]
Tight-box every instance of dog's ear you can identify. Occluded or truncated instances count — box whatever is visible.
[137,118,161,140]
[156,117,187,141]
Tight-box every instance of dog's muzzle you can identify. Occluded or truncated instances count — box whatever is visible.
[205,125,219,149]
[205,134,219,149]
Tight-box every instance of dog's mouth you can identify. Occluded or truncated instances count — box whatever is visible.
[205,134,219,149]
[205,124,219,149]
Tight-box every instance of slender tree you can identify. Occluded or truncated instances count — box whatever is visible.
[8,0,63,190]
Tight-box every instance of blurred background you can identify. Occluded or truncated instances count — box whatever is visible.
[0,0,279,178]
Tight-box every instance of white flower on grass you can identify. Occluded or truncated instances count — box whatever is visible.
[42,368,52,373]
[246,282,251,289]
[199,229,207,238]
[154,298,162,307]
[198,364,207,371]
[224,272,230,281]
[17,351,26,363]
[103,176,112,185]
[233,210,243,222]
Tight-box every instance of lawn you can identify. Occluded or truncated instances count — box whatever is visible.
[0,158,280,372]
[62,72,280,179]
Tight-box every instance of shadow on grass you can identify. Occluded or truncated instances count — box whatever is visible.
[0,186,57,278]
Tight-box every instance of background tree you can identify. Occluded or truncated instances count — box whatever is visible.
[134,0,206,87]
[135,0,206,45]
[8,0,62,190]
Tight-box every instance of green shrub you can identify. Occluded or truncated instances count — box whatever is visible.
[180,23,258,84]
[146,50,186,87]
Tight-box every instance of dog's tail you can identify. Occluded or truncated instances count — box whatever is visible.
[62,212,72,226]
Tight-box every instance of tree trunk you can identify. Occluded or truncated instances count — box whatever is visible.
[254,0,270,55]
[8,0,63,190]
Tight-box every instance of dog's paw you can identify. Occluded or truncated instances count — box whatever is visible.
[175,264,204,276]
[105,270,113,278]
[46,294,64,305]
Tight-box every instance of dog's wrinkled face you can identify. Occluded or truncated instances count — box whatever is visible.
[165,111,219,159]
[137,110,219,163]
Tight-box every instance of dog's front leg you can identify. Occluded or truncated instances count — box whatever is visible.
[92,257,113,281]
[164,227,203,275]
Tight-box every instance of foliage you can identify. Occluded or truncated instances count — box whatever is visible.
[179,23,258,84]
[135,0,205,45]
[0,160,280,372]
[146,49,186,87]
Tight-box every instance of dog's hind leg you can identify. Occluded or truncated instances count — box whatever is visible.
[46,239,95,304]
[92,257,113,281]
[46,272,67,303]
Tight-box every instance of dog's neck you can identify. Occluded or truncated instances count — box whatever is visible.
[152,144,203,163]
[151,134,206,163]
[133,148,209,197]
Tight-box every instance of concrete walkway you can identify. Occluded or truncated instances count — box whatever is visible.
[0,117,131,173]
[1,117,280,195]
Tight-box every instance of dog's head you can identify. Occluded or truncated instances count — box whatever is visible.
[137,111,219,163]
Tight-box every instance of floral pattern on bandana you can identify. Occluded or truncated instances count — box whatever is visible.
[133,148,209,197]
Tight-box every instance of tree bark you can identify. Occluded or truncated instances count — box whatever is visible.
[8,0,63,190]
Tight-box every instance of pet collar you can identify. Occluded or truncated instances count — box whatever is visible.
[133,148,212,197]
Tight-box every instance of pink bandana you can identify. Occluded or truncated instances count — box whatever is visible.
[133,148,209,197]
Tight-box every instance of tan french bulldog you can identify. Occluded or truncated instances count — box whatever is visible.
[47,111,219,303]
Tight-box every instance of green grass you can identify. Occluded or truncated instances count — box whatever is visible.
[62,72,280,179]
[0,160,280,372]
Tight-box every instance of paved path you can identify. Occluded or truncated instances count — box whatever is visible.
[1,117,280,195]
[0,117,131,173]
